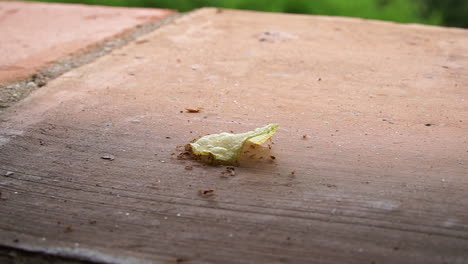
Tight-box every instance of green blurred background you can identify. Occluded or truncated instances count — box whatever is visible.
[26,0,468,28]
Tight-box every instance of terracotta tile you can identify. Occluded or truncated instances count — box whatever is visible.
[0,1,175,86]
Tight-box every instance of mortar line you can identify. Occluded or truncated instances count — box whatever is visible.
[0,12,185,110]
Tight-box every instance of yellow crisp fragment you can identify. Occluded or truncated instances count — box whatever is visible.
[190,123,278,164]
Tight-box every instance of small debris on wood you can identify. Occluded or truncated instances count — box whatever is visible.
[101,154,114,161]
[270,155,276,160]
[382,119,394,124]
[291,170,296,176]
[302,135,308,139]
[221,166,236,177]
[258,31,297,43]
[318,78,322,81]
[4,171,14,176]
[64,226,73,233]
[323,183,338,188]
[166,136,171,139]
[177,151,191,160]
[89,220,97,225]
[185,165,193,170]
[425,123,433,127]
[198,189,215,197]
[135,39,149,45]
[176,258,188,264]
[185,108,201,113]
[148,183,160,189]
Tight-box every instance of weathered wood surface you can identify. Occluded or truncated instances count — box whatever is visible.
[1,8,467,264]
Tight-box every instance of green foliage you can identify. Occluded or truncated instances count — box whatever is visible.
[25,0,467,27]
[424,0,468,28]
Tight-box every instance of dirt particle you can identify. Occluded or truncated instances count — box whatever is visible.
[64,226,73,233]
[13,239,19,243]
[302,135,308,139]
[135,39,149,45]
[184,165,193,170]
[318,78,322,81]
[221,166,236,177]
[101,154,114,161]
[166,136,171,139]
[177,151,191,160]
[425,123,433,126]
[198,189,215,197]
[185,108,201,113]
[393,246,400,251]
[0,191,6,201]
[270,155,276,160]
[148,183,160,189]
[291,170,296,176]
[258,31,297,43]
[89,220,97,225]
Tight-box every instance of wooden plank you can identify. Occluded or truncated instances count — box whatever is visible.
[1,8,467,264]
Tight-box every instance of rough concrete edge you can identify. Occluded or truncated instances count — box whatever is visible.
[0,12,184,109]
[0,245,95,264]
[0,244,152,264]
